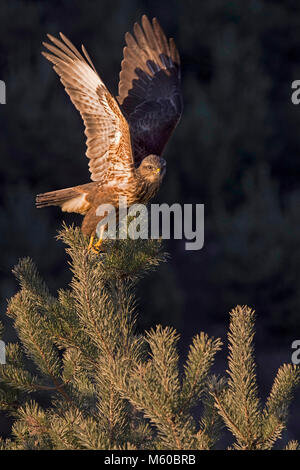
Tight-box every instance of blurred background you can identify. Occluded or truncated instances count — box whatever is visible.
[1,0,300,446]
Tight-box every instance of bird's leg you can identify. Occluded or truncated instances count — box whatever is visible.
[89,225,105,253]
[88,235,95,251]
[93,224,105,251]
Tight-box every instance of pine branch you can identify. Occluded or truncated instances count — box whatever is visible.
[1,227,299,450]
[196,376,225,449]
[261,363,300,449]
[284,440,300,450]
[211,305,300,450]
[213,306,261,449]
[180,333,222,413]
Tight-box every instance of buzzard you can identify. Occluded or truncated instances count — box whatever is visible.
[36,15,183,251]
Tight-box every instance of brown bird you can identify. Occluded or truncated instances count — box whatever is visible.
[36,15,183,251]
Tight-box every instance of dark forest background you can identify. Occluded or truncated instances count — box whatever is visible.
[1,0,300,445]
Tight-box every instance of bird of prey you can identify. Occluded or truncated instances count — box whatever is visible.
[36,15,183,251]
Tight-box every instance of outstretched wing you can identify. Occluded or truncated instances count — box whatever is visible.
[43,33,134,185]
[118,15,183,165]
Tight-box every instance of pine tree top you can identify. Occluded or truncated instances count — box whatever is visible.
[0,226,299,450]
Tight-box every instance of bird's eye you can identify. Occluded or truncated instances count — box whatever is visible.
[147,165,153,170]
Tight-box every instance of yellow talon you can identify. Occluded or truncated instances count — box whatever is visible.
[88,235,95,251]
[94,238,103,249]
[87,235,103,253]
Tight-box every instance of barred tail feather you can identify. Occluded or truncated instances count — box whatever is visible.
[36,188,78,208]
[36,187,91,214]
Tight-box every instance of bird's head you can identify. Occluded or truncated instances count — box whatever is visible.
[137,155,167,184]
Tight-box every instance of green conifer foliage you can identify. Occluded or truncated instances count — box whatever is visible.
[0,227,299,450]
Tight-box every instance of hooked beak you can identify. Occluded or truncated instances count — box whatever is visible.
[156,168,161,174]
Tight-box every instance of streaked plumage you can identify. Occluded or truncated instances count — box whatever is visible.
[36,15,183,241]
